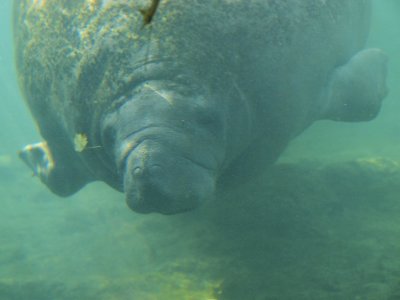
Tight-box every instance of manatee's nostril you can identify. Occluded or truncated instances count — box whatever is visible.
[149,164,162,173]
[133,166,142,175]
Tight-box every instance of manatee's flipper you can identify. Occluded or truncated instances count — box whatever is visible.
[19,141,92,196]
[19,142,54,178]
[320,48,388,122]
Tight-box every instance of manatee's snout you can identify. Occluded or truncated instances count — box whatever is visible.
[123,140,215,214]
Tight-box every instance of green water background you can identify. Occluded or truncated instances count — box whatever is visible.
[1,1,400,299]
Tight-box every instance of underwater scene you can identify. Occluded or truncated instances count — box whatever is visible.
[1,0,400,299]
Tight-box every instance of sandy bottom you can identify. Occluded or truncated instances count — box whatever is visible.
[1,149,400,299]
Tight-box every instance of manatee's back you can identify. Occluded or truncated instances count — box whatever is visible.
[13,0,371,160]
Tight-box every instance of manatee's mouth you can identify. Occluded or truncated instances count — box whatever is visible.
[121,135,217,214]
[118,125,217,214]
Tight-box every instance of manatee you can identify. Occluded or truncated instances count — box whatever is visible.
[14,0,388,214]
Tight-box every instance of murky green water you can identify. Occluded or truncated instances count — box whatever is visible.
[1,1,400,299]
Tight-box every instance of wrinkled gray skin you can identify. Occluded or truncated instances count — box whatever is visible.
[14,0,388,214]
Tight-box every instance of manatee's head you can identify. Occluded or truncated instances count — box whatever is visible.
[103,81,225,214]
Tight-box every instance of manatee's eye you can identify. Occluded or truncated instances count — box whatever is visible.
[101,118,117,156]
[102,125,116,146]
[194,106,224,136]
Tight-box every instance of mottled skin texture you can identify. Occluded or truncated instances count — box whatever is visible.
[14,0,387,214]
